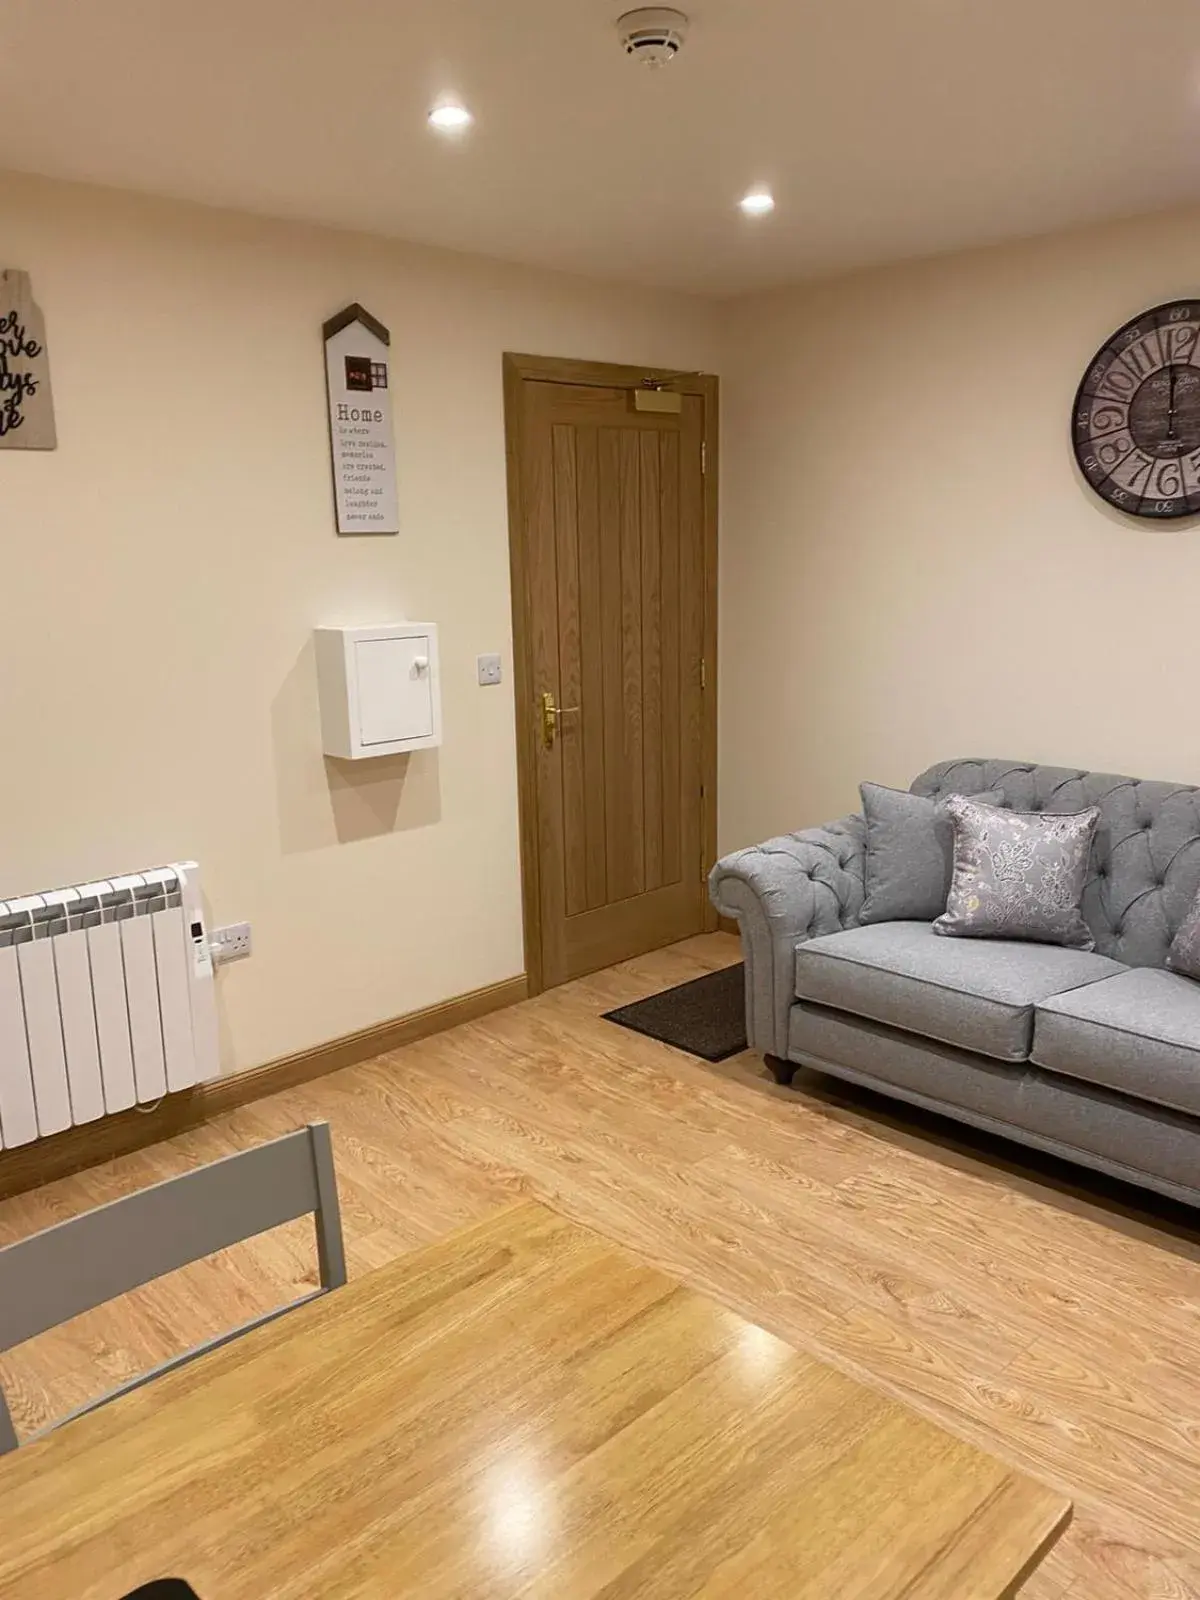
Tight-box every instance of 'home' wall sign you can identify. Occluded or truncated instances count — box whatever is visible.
[323,303,398,535]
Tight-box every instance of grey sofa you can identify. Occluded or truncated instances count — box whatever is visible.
[710,759,1200,1208]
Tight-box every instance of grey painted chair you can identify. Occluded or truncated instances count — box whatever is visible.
[0,1120,346,1454]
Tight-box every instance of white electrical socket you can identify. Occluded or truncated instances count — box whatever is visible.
[211,922,252,963]
[477,653,503,686]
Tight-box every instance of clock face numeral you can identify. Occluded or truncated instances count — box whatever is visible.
[1074,300,1200,519]
[1095,436,1134,475]
[1088,363,1139,403]
[1076,401,1127,438]
[1163,322,1198,364]
[1108,449,1153,495]
[1119,333,1165,381]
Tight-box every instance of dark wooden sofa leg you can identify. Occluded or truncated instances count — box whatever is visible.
[765,1055,796,1087]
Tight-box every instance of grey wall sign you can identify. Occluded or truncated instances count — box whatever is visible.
[323,303,398,535]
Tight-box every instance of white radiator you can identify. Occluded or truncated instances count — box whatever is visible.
[0,862,218,1147]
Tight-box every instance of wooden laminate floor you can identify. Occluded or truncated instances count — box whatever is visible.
[1,935,1198,1599]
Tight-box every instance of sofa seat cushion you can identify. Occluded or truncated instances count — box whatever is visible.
[1032,967,1200,1118]
[794,921,1124,1062]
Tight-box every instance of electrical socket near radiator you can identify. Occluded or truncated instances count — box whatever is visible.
[211,922,252,963]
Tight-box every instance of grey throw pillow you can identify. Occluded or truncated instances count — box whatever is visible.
[859,783,1003,924]
[1168,892,1200,980]
[933,795,1100,949]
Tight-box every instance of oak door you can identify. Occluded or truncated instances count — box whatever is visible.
[510,366,713,989]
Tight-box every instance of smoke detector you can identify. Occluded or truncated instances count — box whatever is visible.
[617,8,689,68]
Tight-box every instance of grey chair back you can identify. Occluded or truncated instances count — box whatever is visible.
[0,1120,346,1454]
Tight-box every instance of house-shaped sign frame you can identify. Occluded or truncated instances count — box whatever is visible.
[322,303,398,535]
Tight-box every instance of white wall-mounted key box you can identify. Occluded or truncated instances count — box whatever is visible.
[315,623,442,759]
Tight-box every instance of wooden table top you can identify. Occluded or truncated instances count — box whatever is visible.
[0,1201,1070,1599]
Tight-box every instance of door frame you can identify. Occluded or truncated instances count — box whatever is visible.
[502,351,720,996]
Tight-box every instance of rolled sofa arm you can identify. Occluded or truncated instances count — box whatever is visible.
[709,815,866,1057]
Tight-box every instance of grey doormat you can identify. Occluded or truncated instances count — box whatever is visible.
[603,963,747,1062]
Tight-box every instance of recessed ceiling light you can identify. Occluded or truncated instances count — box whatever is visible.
[429,103,473,132]
[739,189,775,217]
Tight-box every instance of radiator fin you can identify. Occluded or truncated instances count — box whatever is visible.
[88,921,137,1115]
[0,947,38,1148]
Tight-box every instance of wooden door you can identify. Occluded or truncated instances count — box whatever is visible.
[506,358,717,991]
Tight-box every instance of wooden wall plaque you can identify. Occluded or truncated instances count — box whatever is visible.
[0,269,56,451]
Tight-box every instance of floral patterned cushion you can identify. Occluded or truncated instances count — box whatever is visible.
[934,795,1100,950]
[1168,892,1200,981]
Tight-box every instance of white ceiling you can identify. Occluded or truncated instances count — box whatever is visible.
[4,0,1200,294]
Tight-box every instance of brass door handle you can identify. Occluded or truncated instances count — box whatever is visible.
[540,691,579,749]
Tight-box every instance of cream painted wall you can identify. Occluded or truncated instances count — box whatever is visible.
[0,170,720,1073]
[719,206,1200,853]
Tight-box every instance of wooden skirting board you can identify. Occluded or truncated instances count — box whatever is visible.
[0,974,528,1204]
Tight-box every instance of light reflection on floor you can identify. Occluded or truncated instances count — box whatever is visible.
[724,1308,793,1386]
[483,1452,552,1568]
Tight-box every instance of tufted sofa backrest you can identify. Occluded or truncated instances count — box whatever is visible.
[910,759,1200,969]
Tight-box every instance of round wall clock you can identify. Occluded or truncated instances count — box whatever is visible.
[1073,298,1200,519]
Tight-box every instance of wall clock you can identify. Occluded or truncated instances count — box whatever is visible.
[1073,299,1200,519]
